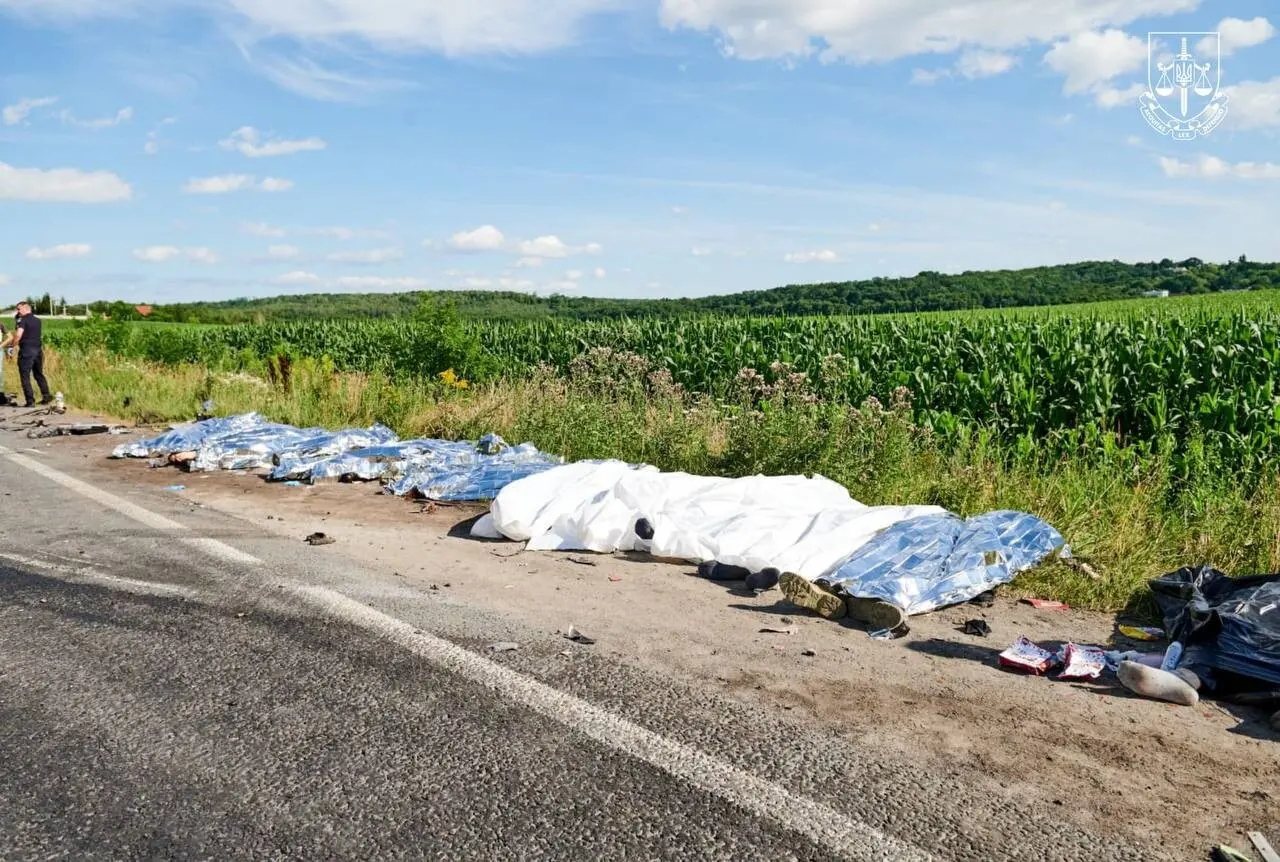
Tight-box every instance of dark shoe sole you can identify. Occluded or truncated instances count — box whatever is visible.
[779,572,847,620]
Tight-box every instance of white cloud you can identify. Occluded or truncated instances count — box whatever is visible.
[3,96,57,125]
[183,174,255,194]
[1093,82,1145,108]
[910,68,947,85]
[0,162,132,203]
[515,235,604,259]
[592,267,606,278]
[497,276,536,290]
[546,280,581,291]
[784,249,839,263]
[658,0,1197,64]
[241,220,287,237]
[447,224,505,252]
[516,256,543,268]
[132,245,182,262]
[267,244,301,260]
[1200,17,1275,56]
[25,243,92,260]
[183,174,293,193]
[955,49,1017,79]
[144,116,177,156]
[690,246,713,256]
[518,235,572,258]
[56,105,133,129]
[133,245,221,263]
[1159,154,1280,180]
[1223,77,1280,130]
[219,126,327,157]
[671,205,688,214]
[270,270,323,286]
[327,247,404,263]
[332,275,429,289]
[186,246,220,265]
[1043,28,1145,103]
[226,0,619,57]
[565,269,583,280]
[462,276,493,288]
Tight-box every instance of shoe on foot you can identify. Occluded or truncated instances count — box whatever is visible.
[846,596,907,633]
[778,572,847,620]
[745,567,780,591]
[1117,660,1199,706]
[39,397,53,406]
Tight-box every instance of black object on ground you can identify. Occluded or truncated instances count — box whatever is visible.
[634,517,655,540]
[968,589,997,608]
[697,561,751,581]
[1149,564,1280,687]
[304,532,336,546]
[563,626,595,645]
[962,619,991,638]
[745,567,780,591]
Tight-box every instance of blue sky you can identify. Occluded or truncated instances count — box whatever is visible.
[1,0,1278,305]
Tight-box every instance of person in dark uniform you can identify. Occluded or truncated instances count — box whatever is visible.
[11,300,52,407]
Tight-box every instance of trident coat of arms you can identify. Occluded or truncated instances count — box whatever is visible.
[1139,32,1230,140]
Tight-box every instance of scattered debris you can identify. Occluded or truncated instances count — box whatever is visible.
[567,555,597,567]
[1118,625,1165,641]
[607,575,622,582]
[563,625,595,645]
[1062,557,1102,580]
[999,636,1058,674]
[1058,643,1107,680]
[1117,661,1199,706]
[1022,598,1069,611]
[1249,832,1280,862]
[759,625,797,635]
[962,619,991,638]
[1212,845,1254,862]
[487,642,519,653]
[164,485,185,493]
[283,480,303,487]
[968,589,996,608]
[304,532,335,546]
[800,648,816,657]
[26,422,125,439]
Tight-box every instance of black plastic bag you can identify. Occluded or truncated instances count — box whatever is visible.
[1149,564,1280,686]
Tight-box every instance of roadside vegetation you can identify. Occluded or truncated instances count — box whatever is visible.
[29,305,1280,617]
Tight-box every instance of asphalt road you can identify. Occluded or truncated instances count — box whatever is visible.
[0,433,1173,862]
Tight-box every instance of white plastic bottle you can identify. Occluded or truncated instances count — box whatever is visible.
[54,391,65,411]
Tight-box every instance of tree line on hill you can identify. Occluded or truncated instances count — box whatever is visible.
[53,256,1280,324]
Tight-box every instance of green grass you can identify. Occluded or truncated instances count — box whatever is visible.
[33,346,1280,617]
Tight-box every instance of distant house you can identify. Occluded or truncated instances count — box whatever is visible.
[135,304,153,317]
[1142,289,1170,298]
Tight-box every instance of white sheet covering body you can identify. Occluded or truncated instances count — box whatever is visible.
[481,460,945,580]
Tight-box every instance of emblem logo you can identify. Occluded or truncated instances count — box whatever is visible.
[1139,32,1229,140]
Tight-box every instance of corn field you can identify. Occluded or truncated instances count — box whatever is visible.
[48,291,1280,470]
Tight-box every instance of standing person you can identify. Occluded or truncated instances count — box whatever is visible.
[12,300,52,407]
[0,318,10,404]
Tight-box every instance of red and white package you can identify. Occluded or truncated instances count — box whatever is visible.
[1058,642,1107,680]
[998,636,1058,674]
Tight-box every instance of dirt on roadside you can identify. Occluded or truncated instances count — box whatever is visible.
[9,412,1280,859]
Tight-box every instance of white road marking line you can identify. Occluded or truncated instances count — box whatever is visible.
[0,443,933,862]
[293,583,933,861]
[0,444,184,532]
[0,443,261,566]
[180,536,263,566]
[0,551,200,600]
